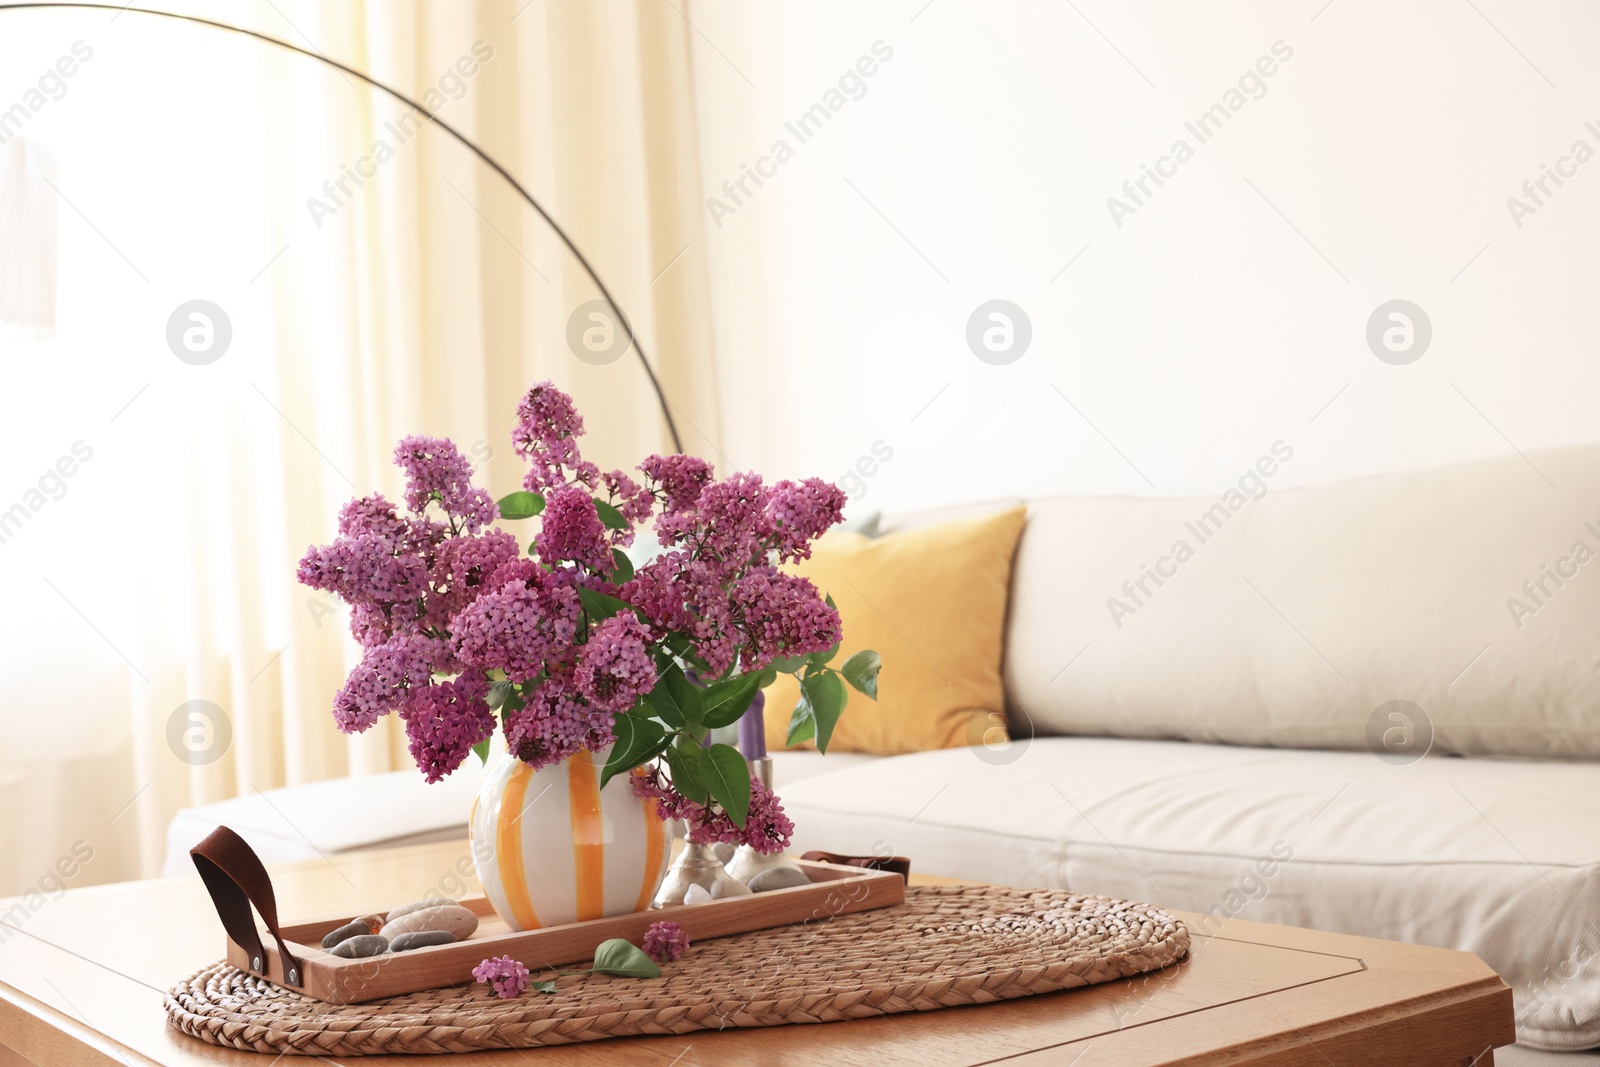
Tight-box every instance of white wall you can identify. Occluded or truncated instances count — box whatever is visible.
[687,0,1600,515]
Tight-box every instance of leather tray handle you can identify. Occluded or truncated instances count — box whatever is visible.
[190,826,304,986]
[800,850,911,880]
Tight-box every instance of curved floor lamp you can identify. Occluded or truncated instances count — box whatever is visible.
[0,1,685,452]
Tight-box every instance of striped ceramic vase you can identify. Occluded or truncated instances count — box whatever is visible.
[469,747,671,931]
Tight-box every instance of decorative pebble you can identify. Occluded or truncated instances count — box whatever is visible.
[321,919,371,949]
[380,904,479,942]
[711,842,736,864]
[330,934,389,959]
[683,883,713,906]
[384,898,454,924]
[390,930,457,952]
[748,867,811,893]
[710,878,752,899]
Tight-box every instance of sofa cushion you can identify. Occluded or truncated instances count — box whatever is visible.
[764,508,1027,755]
[1004,444,1600,758]
[161,768,482,877]
[778,736,1600,1052]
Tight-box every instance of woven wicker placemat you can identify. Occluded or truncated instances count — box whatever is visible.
[165,885,1189,1056]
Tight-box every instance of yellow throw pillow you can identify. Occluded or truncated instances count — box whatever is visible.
[763,506,1027,755]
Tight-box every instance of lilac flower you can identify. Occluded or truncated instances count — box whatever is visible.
[335,493,408,540]
[473,955,531,999]
[602,469,653,530]
[732,570,842,670]
[503,673,616,769]
[535,487,612,573]
[452,574,581,682]
[332,635,451,733]
[575,615,657,713]
[401,670,494,783]
[639,453,712,513]
[767,477,846,562]
[393,435,497,530]
[641,921,689,964]
[632,769,796,855]
[657,471,770,570]
[512,381,590,493]
[618,561,693,633]
[297,533,427,609]
[430,530,520,621]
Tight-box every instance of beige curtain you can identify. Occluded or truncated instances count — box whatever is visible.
[0,0,720,894]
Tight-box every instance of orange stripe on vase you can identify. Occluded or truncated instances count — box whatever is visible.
[497,762,541,931]
[568,749,606,922]
[634,785,665,913]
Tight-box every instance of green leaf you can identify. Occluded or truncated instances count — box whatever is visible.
[593,498,628,531]
[487,679,515,712]
[590,938,661,978]
[840,650,882,700]
[807,640,842,668]
[531,979,558,994]
[786,697,816,747]
[757,668,778,689]
[600,715,667,788]
[497,491,546,520]
[577,588,637,622]
[644,680,686,728]
[701,671,762,729]
[664,665,705,728]
[473,739,492,765]
[703,743,753,827]
[644,663,705,728]
[663,737,709,804]
[768,654,809,674]
[800,672,847,753]
[610,548,635,584]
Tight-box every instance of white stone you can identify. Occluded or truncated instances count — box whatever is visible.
[710,877,753,899]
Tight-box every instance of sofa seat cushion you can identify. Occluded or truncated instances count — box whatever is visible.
[777,736,1600,1052]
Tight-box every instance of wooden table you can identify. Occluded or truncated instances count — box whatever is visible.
[0,840,1515,1066]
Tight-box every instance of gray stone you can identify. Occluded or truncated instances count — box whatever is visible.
[321,919,371,949]
[390,930,457,952]
[748,866,811,893]
[330,934,389,958]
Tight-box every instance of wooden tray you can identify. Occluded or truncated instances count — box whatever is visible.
[228,858,905,1004]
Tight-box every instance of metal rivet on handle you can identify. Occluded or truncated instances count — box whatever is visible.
[288,967,300,985]
[251,956,262,972]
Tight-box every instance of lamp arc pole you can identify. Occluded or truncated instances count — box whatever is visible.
[0,1,685,453]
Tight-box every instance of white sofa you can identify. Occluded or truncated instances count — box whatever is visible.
[167,444,1600,1063]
